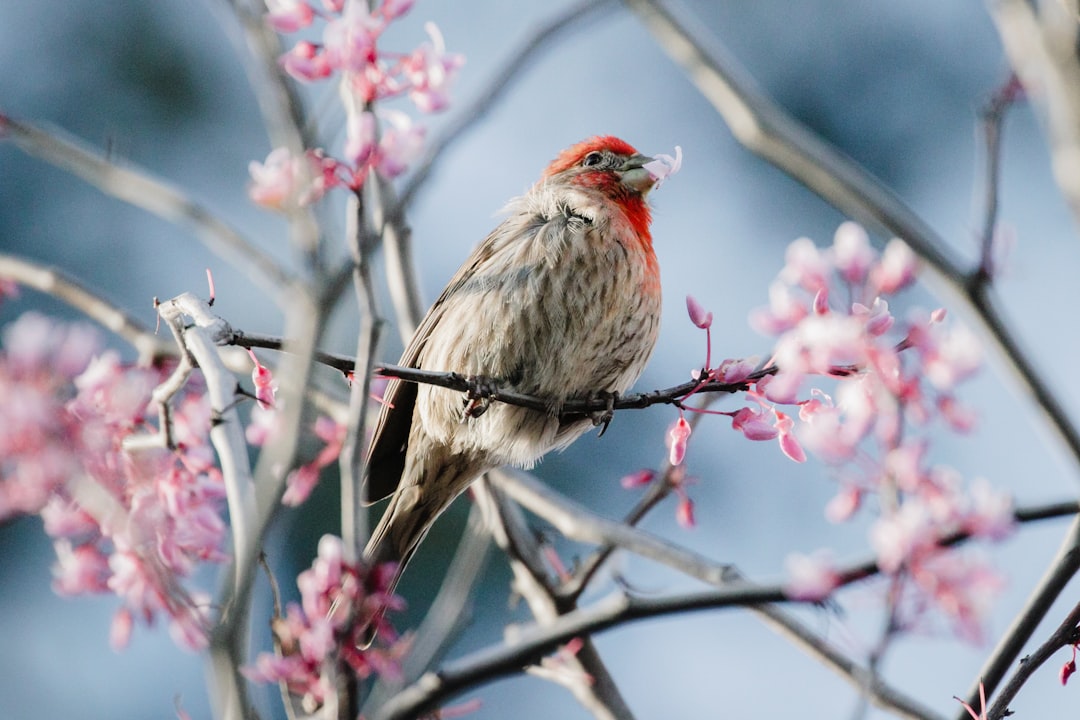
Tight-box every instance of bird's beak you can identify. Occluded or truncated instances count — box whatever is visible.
[617,153,657,195]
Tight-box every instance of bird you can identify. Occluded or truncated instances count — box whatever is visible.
[363,136,669,591]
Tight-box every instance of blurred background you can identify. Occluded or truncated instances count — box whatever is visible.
[2,0,1079,717]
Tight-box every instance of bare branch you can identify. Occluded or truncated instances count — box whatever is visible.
[339,192,383,563]
[0,253,172,363]
[374,491,1079,720]
[986,597,1080,720]
[217,0,313,153]
[0,113,294,294]
[989,0,1080,229]
[152,292,258,720]
[489,469,733,588]
[959,515,1080,717]
[476,475,636,720]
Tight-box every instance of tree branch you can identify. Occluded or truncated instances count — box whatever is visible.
[622,0,1080,474]
[0,113,294,295]
[0,252,171,363]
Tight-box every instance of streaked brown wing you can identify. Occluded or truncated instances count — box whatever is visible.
[362,232,505,503]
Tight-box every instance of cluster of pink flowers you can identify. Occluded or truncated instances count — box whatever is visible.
[243,534,408,711]
[660,222,1012,641]
[249,0,463,210]
[0,313,227,649]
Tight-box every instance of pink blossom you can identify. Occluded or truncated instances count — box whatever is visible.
[780,237,829,292]
[775,412,806,463]
[716,357,756,384]
[322,7,380,74]
[923,324,982,391]
[962,478,1014,540]
[284,465,321,506]
[246,348,276,410]
[909,552,1004,644]
[784,550,840,600]
[831,222,874,285]
[1062,657,1077,687]
[283,415,345,506]
[266,0,315,32]
[375,109,426,178]
[110,608,134,651]
[730,406,778,441]
[685,294,713,329]
[1062,645,1078,686]
[667,415,691,466]
[812,287,829,315]
[245,403,281,446]
[0,313,228,656]
[871,238,918,294]
[344,108,377,169]
[758,371,801,404]
[52,540,110,595]
[937,395,977,433]
[675,493,695,529]
[853,297,894,336]
[643,145,682,187]
[825,485,862,523]
[402,23,464,113]
[280,40,332,81]
[749,280,809,335]
[870,501,936,573]
[248,147,330,211]
[244,535,408,710]
[620,469,655,489]
[379,0,414,20]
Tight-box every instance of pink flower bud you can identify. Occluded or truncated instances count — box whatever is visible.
[667,416,691,466]
[784,550,840,601]
[872,238,918,294]
[775,412,806,463]
[685,294,713,329]
[620,469,656,489]
[247,349,276,410]
[813,287,829,315]
[731,407,778,441]
[676,494,695,528]
[1061,658,1076,686]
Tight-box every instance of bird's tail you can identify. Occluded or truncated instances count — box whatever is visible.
[362,453,483,640]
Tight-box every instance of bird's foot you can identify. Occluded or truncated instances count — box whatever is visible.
[459,374,500,421]
[589,390,618,437]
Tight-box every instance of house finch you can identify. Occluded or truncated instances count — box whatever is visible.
[364,136,672,587]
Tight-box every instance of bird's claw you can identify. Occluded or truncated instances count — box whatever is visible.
[590,391,618,437]
[460,374,499,421]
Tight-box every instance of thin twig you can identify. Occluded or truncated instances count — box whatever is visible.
[0,253,171,363]
[218,0,313,152]
[339,192,382,564]
[987,598,1080,719]
[973,75,1022,287]
[0,114,294,295]
[959,515,1080,717]
[989,0,1080,229]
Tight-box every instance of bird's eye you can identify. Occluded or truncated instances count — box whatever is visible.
[582,151,604,167]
